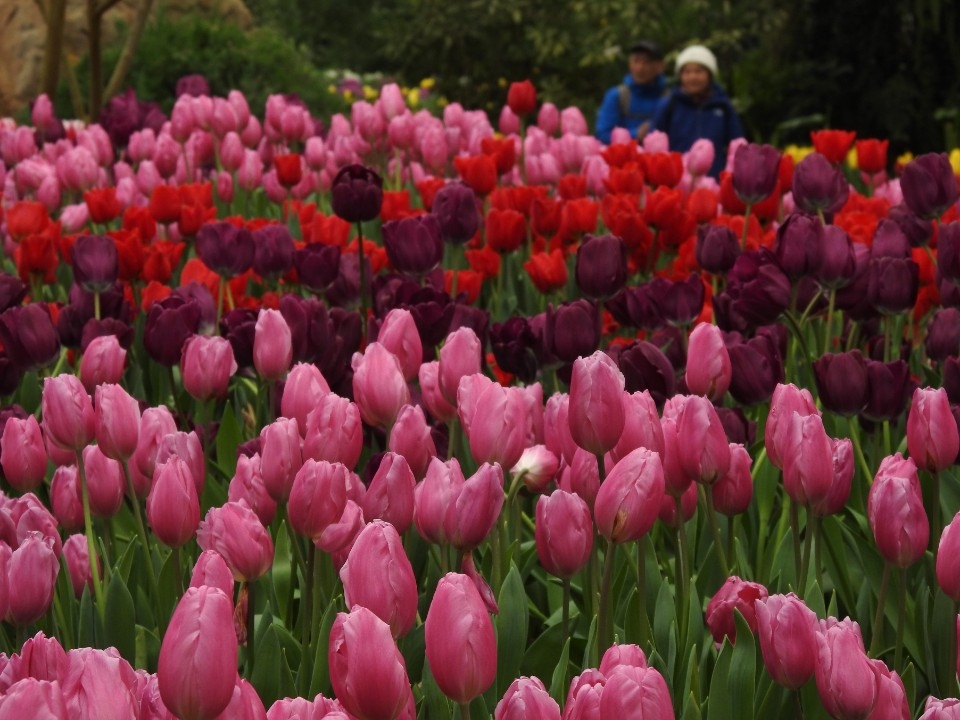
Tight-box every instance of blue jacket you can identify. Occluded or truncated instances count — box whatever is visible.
[651,83,745,178]
[595,74,667,144]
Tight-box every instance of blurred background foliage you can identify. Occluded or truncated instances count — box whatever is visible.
[59,0,960,153]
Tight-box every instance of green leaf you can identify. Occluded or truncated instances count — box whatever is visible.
[104,571,137,662]
[78,586,101,649]
[520,619,565,681]
[215,403,243,478]
[653,580,676,663]
[419,660,453,720]
[156,549,179,630]
[272,521,292,626]
[681,690,703,720]
[250,624,283,707]
[308,596,340,697]
[548,637,571,706]
[400,623,426,684]
[494,563,529,699]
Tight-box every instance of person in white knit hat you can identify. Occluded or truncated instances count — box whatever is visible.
[651,44,744,178]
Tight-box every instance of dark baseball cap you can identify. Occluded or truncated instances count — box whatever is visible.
[628,40,663,59]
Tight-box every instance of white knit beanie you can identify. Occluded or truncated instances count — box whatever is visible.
[675,45,718,77]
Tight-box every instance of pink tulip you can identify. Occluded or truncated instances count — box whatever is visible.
[1,415,47,491]
[287,459,349,543]
[0,678,69,718]
[158,586,239,720]
[868,661,909,720]
[94,383,141,461]
[156,431,205,496]
[133,406,178,483]
[281,363,330,435]
[684,324,731,401]
[61,647,139,720]
[495,676,561,720]
[567,351,626,456]
[812,437,854,517]
[6,532,59,625]
[457,373,527,470]
[778,412,834,508]
[920,697,960,719]
[425,573,497,704]
[658,417,691,498]
[444,462,505,552]
[351,343,411,430]
[181,335,237,401]
[600,643,648,674]
[543,393,578,466]
[705,576,768,646]
[227,454,277,526]
[213,677,267,720]
[376,309,423,382]
[938,512,960,600]
[712,443,753,516]
[259,418,302,503]
[815,618,880,720]
[189,550,235,598]
[15,497,61,556]
[0,542,9,624]
[388,404,436,481]
[560,107,589,136]
[253,309,293,381]
[319,499,366,558]
[607,391,664,468]
[340,520,418,638]
[63,534,96,598]
[685,139,715,177]
[148,457,201,548]
[237,149,263,191]
[0,631,67,690]
[362,452,416,533]
[562,669,605,720]
[418,361,458,423]
[537,103,560,135]
[657,482,698,529]
[755,593,819,689]
[535,490,593,578]
[672,395,730,485]
[42,374,95,452]
[598,665,674,720]
[81,444,125,518]
[511,445,560,493]
[907,387,960,473]
[594,448,665,544]
[556,448,601,509]
[868,453,928,568]
[197,502,274,581]
[328,605,411,720]
[50,465,83,532]
[302,394,363,469]
[439,327,483,406]
[79,335,126,391]
[765,383,818,469]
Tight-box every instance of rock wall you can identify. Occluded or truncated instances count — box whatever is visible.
[0,0,253,119]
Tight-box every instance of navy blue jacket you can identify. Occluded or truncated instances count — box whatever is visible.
[651,83,745,178]
[595,74,667,144]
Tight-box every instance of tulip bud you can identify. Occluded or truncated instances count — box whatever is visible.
[258,417,302,503]
[684,324,731,401]
[1,415,47,492]
[438,327,483,406]
[705,575,768,646]
[155,430,205,497]
[42,374,95,453]
[755,593,818,689]
[511,445,560,493]
[94,383,141,461]
[352,343,410,430]
[228,453,277,526]
[133,406,178,482]
[425,573,497,704]
[575,235,627,301]
[189,550,235,598]
[712,443,753,516]
[81,444,125,518]
[181,335,237,401]
[375,309,423,383]
[253,309,293,381]
[458,374,527,470]
[196,502,274,582]
[594,448,665,544]
[907,387,960,474]
[158,586,238,720]
[535,490,593,578]
[280,363,330,435]
[562,669,605,720]
[869,453,929,568]
[673,395,731,485]
[79,335,126,391]
[50,465,83,532]
[815,618,880,720]
[567,351,626,456]
[778,411,834,508]
[764,383,818,470]
[495,676,561,720]
[340,520,418,638]
[7,532,59,625]
[148,457,201,548]
[62,534,96,598]
[598,665,674,720]
[288,459,349,543]
[418,361,458,424]
[302,393,364,469]
[387,404,436,481]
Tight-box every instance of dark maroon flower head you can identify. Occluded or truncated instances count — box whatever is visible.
[625,283,665,331]
[834,243,875,321]
[545,299,600,363]
[716,406,756,446]
[237,437,263,459]
[173,282,217,334]
[279,294,331,364]
[383,215,444,276]
[938,222,960,285]
[774,213,822,280]
[725,331,783,405]
[900,152,959,219]
[714,249,791,333]
[615,340,676,409]
[926,308,960,363]
[575,234,628,301]
[331,164,383,223]
[813,350,869,416]
[0,304,60,372]
[252,225,295,279]
[653,274,705,327]
[791,152,849,215]
[294,243,341,292]
[871,219,910,259]
[866,256,919,315]
[0,352,23,396]
[0,273,27,314]
[888,204,933,247]
[98,87,167,148]
[72,234,119,293]
[144,295,202,367]
[196,222,254,278]
[490,316,539,384]
[449,304,490,344]
[732,143,781,204]
[696,224,740,274]
[945,357,960,405]
[220,308,258,369]
[431,182,480,243]
[80,318,134,352]
[313,308,362,394]
[176,74,211,98]
[863,358,913,422]
[816,225,856,289]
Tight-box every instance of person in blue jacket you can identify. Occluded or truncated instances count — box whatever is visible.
[595,40,666,144]
[652,44,745,178]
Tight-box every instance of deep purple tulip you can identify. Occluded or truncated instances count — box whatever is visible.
[0,304,60,372]
[616,340,676,408]
[813,350,869,416]
[791,152,849,215]
[625,282,666,330]
[816,225,856,288]
[294,242,341,292]
[331,164,383,223]
[925,308,960,362]
[888,203,933,247]
[0,272,27,313]
[143,295,202,367]
[696,224,740,274]
[490,316,539,384]
[575,234,628,300]
[871,218,911,259]
[774,213,823,279]
[726,332,784,405]
[863,359,912,422]
[196,221,255,277]
[220,308,258,369]
[939,222,960,284]
[650,274,705,327]
[72,234,118,293]
[98,87,166,147]
[545,300,600,363]
[252,224,295,279]
[383,214,444,276]
[431,181,480,243]
[714,250,791,333]
[900,153,959,219]
[866,256,919,315]
[732,143,781,204]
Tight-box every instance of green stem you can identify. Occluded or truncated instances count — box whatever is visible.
[895,567,906,668]
[702,485,730,576]
[800,513,818,598]
[93,290,101,321]
[848,417,873,489]
[789,500,802,590]
[172,545,184,597]
[76,451,106,618]
[823,288,836,355]
[637,537,651,648]
[931,470,942,554]
[121,461,162,621]
[459,702,471,720]
[740,203,752,250]
[245,581,257,677]
[598,539,617,658]
[675,499,691,652]
[869,564,891,657]
[727,516,737,574]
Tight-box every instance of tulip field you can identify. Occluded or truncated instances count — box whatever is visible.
[2,79,960,719]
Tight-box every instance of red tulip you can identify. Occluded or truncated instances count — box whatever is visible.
[657,481,698,529]
[535,490,593,578]
[506,80,537,117]
[425,573,497,704]
[340,520,418,638]
[158,586,238,720]
[856,139,889,175]
[196,502,274,582]
[328,606,411,720]
[811,129,856,165]
[148,457,201,548]
[594,448,665,544]
[1,415,47,492]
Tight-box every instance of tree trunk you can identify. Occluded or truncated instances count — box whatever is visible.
[40,0,68,97]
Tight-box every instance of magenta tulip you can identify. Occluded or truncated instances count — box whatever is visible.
[376,308,423,382]
[712,444,753,516]
[189,550,235,598]
[705,576,768,646]
[671,395,730,485]
[413,457,464,545]
[764,383,818,470]
[868,453,928,568]
[598,665,675,720]
[544,392,579,466]
[920,697,960,719]
[535,490,593,578]
[328,605,411,720]
[1,415,47,492]
[0,631,68,690]
[938,512,960,600]
[388,404,436,481]
[755,593,819,690]
[259,417,302,503]
[302,393,363,469]
[81,444,125,518]
[777,411,834,508]
[438,327,483,406]
[907,387,960,473]
[158,586,238,720]
[457,373,527,470]
[594,448,665,544]
[319,499,366,557]
[6,532,59,625]
[418,361,458,424]
[280,363,330,435]
[181,335,237,401]
[133,406,178,484]
[443,462,505,552]
[657,482,698,529]
[351,342,410,430]
[659,417,691,498]
[50,465,83,532]
[62,534,95,598]
[287,459,350,543]
[425,573,497,704]
[196,502,274,582]
[94,383,141,461]
[684,324,731,401]
[556,447,602,510]
[607,390,664,468]
[340,520,418,638]
[253,309,293,381]
[495,677,561,720]
[61,647,139,720]
[362,452,416,534]
[868,661,910,720]
[815,618,880,720]
[155,430,205,496]
[562,669,605,720]
[567,351,626,456]
[812,437,854,517]
[42,374,95,452]
[0,678,69,718]
[227,453,277,526]
[512,445,560,493]
[148,457,201,548]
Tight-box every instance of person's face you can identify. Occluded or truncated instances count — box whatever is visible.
[628,52,663,85]
[679,63,712,96]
